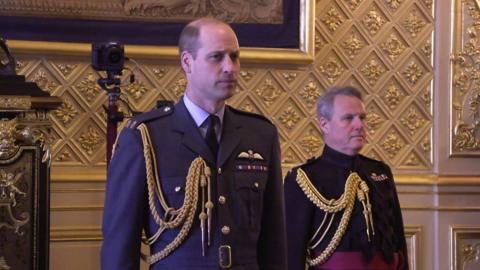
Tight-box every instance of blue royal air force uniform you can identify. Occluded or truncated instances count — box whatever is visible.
[101,97,287,270]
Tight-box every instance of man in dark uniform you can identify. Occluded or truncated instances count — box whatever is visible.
[284,86,408,270]
[101,18,287,269]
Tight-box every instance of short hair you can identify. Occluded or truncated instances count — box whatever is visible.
[316,86,363,120]
[178,17,230,59]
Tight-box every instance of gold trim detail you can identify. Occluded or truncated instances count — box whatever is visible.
[0,96,31,110]
[295,169,374,266]
[50,226,102,242]
[8,0,315,65]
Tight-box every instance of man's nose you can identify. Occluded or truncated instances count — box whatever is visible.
[222,56,238,73]
[353,116,364,129]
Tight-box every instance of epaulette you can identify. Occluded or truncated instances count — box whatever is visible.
[124,102,174,129]
[228,106,273,125]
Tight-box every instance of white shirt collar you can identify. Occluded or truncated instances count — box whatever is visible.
[183,94,225,127]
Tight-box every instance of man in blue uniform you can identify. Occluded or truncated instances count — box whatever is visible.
[284,86,408,269]
[101,18,287,269]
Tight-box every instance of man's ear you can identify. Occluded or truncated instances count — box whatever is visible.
[180,51,192,73]
[319,116,329,135]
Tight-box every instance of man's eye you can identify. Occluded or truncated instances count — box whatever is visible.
[230,53,239,61]
[211,54,223,61]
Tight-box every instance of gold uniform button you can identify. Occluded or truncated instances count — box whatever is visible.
[174,186,182,192]
[221,226,231,235]
[254,182,259,188]
[218,196,226,204]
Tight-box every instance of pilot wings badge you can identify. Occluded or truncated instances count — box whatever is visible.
[237,149,264,160]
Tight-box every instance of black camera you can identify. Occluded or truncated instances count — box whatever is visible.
[91,42,125,73]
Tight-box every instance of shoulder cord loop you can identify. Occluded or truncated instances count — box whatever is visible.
[137,123,212,264]
[295,168,374,266]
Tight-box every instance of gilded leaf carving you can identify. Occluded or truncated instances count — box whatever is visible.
[298,129,322,157]
[345,0,363,10]
[124,80,150,100]
[240,70,257,82]
[365,111,385,135]
[319,56,345,83]
[463,242,480,265]
[363,7,386,35]
[255,79,283,107]
[381,131,405,158]
[403,12,427,38]
[77,126,104,156]
[53,100,78,126]
[75,73,102,102]
[55,150,73,162]
[299,80,322,109]
[382,83,404,110]
[31,70,59,93]
[385,0,404,11]
[342,32,365,59]
[361,59,385,86]
[281,72,297,83]
[151,67,168,80]
[169,77,187,100]
[400,107,427,136]
[55,63,77,78]
[381,33,406,61]
[278,106,301,130]
[322,6,345,32]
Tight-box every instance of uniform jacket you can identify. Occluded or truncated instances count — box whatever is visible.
[284,145,408,270]
[101,99,287,270]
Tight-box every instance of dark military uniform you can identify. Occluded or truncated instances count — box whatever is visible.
[101,99,287,269]
[284,145,408,270]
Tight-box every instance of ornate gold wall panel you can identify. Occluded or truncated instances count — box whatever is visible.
[11,0,434,175]
[451,0,480,156]
[451,227,480,270]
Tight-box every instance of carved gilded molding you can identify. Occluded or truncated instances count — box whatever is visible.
[450,0,480,155]
[405,225,422,270]
[0,0,283,24]
[8,0,315,65]
[451,226,480,270]
[0,96,31,110]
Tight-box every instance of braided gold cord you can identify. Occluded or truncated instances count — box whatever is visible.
[137,124,209,264]
[295,169,371,266]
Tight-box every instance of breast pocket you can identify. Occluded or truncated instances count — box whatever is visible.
[159,176,186,211]
[233,172,267,231]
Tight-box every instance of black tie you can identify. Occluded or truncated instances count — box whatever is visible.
[205,115,219,158]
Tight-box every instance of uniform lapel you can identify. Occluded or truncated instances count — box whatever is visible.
[218,107,242,167]
[172,99,216,165]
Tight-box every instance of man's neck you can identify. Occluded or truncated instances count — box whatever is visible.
[185,92,225,114]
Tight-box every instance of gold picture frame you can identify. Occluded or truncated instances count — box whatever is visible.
[7,0,314,65]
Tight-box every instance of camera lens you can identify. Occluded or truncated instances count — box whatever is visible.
[108,49,122,63]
